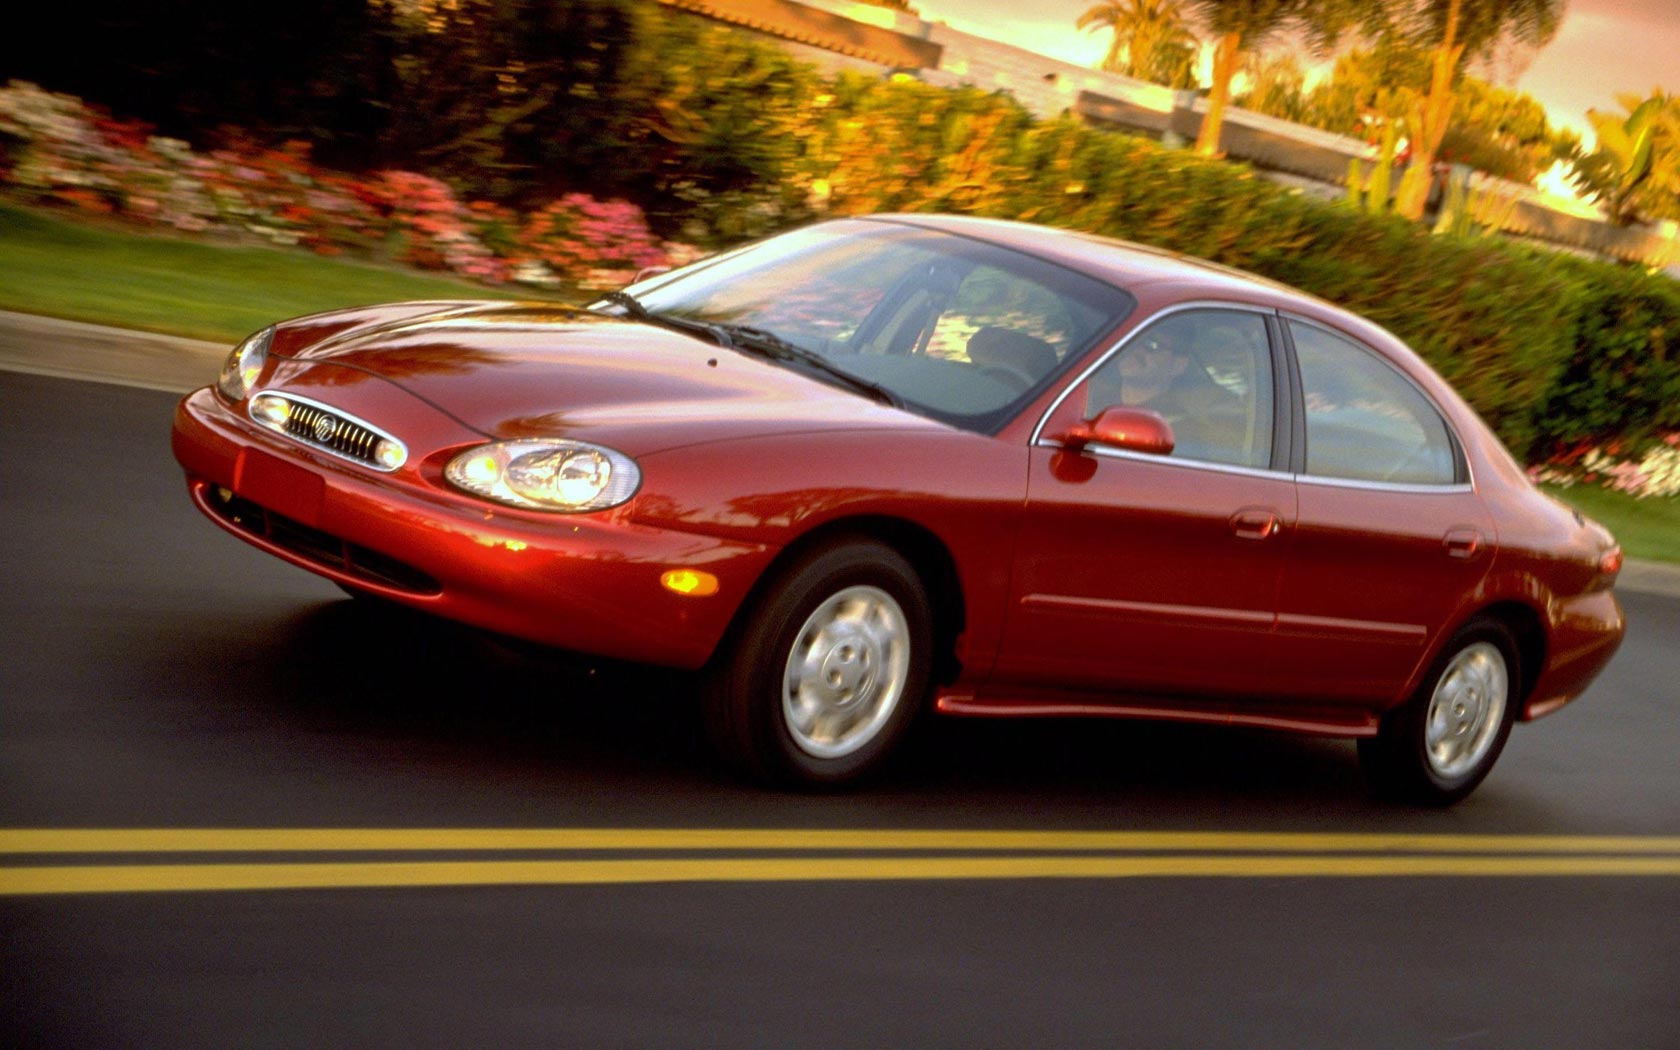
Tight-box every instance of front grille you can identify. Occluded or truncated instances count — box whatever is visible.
[246,393,405,471]
[282,400,384,466]
[207,487,441,595]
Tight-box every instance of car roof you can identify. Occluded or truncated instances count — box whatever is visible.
[866,212,1422,361]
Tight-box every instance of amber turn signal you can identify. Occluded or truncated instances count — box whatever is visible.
[660,569,720,597]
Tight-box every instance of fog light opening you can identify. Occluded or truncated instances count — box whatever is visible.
[251,394,291,428]
[374,439,408,471]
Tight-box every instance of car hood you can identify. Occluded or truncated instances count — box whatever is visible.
[279,302,932,455]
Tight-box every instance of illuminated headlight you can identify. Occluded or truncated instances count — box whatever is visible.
[216,326,274,402]
[445,440,640,512]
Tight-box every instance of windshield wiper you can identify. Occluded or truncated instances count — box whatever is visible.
[599,291,735,349]
[714,324,904,409]
[600,296,902,409]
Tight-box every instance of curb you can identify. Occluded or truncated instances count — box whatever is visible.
[1618,559,1680,600]
[0,309,224,393]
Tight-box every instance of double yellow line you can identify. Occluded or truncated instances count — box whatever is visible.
[5,828,1680,895]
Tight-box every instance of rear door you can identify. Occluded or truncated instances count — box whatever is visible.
[1270,318,1494,708]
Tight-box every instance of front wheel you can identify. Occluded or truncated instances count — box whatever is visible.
[1359,618,1520,806]
[703,539,932,788]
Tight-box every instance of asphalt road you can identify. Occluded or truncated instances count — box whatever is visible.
[3,369,1678,1049]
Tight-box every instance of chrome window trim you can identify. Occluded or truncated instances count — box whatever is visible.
[246,391,407,473]
[1029,300,1283,474]
[1293,473,1473,495]
[1023,439,1476,493]
[1034,442,1477,492]
[1281,313,1475,491]
[1037,440,1297,482]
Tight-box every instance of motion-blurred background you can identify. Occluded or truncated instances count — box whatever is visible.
[1,0,1676,556]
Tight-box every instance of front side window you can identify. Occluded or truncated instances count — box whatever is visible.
[1081,308,1274,469]
[1290,321,1458,485]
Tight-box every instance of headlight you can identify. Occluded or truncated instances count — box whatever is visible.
[445,440,641,512]
[216,326,274,402]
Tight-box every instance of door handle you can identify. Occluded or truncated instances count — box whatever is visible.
[1443,527,1485,560]
[1229,507,1281,541]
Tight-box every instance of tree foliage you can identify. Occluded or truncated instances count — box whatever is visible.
[1240,40,1575,184]
[1438,77,1577,183]
[1381,0,1562,59]
[1076,0,1201,88]
[0,0,400,165]
[1573,92,1680,225]
[1237,51,1310,123]
[372,0,644,201]
[1361,0,1565,215]
[1178,0,1357,157]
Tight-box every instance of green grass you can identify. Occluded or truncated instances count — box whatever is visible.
[1543,484,1680,564]
[0,201,555,343]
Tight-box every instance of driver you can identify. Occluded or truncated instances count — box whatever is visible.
[1089,320,1261,466]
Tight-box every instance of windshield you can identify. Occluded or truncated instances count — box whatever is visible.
[612,219,1136,433]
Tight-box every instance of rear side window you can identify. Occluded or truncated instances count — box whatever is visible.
[1290,322,1458,485]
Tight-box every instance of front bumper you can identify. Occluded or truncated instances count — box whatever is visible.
[172,386,774,669]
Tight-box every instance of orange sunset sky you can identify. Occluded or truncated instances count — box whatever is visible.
[916,0,1678,142]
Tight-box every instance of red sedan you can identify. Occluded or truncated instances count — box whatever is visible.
[173,214,1625,803]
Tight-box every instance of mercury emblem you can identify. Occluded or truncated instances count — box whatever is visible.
[314,414,338,442]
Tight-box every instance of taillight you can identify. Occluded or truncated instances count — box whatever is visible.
[1595,547,1623,589]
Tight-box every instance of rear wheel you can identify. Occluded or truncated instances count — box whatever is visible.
[1359,617,1519,806]
[703,539,932,788]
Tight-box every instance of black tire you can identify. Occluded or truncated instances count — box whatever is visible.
[703,538,932,788]
[1359,617,1520,806]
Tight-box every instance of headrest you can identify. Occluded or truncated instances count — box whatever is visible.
[966,327,1057,379]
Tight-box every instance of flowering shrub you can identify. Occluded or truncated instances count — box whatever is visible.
[369,170,510,284]
[0,80,695,290]
[201,136,384,253]
[521,195,671,290]
[1,80,149,215]
[1529,433,1680,499]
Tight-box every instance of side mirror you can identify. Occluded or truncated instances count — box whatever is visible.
[1062,406,1176,456]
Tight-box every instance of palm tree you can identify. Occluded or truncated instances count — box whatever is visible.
[1077,0,1197,86]
[1380,0,1565,218]
[1180,1,1348,158]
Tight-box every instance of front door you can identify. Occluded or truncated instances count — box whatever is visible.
[996,307,1296,699]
